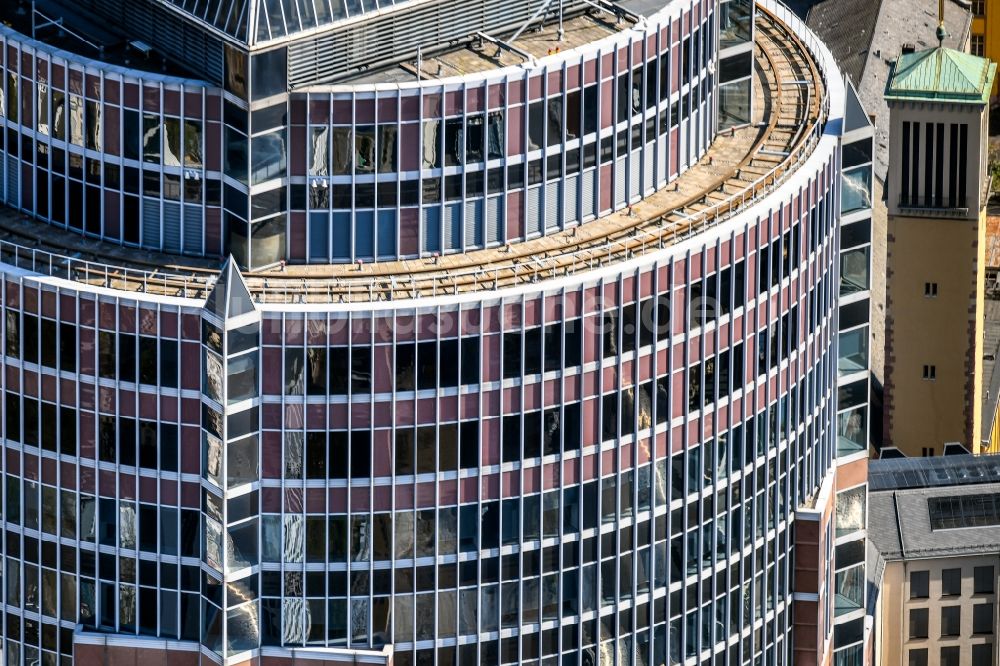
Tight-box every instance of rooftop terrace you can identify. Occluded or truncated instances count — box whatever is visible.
[345,7,638,84]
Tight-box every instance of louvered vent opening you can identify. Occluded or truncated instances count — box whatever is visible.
[76,0,224,84]
[289,0,584,87]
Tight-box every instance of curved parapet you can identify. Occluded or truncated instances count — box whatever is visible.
[0,0,726,267]
[0,2,859,665]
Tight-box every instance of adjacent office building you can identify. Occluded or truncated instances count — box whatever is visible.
[869,455,1000,666]
[0,0,873,664]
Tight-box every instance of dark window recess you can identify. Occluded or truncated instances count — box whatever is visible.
[119,333,137,382]
[40,318,57,368]
[603,311,618,358]
[59,322,76,372]
[139,336,158,384]
[948,123,959,208]
[395,430,414,475]
[523,411,542,459]
[120,418,137,467]
[923,123,934,204]
[417,341,437,390]
[934,123,945,207]
[564,319,582,367]
[940,605,961,636]
[959,124,969,206]
[525,327,542,375]
[439,339,459,387]
[502,415,521,463]
[23,397,38,446]
[543,322,563,372]
[395,343,415,391]
[350,431,371,478]
[466,171,484,197]
[940,647,959,666]
[973,603,994,634]
[139,421,158,470]
[329,348,349,394]
[352,348,371,393]
[159,423,179,472]
[840,219,871,249]
[60,406,76,456]
[460,337,480,385]
[974,566,995,594]
[160,339,178,388]
[306,348,327,395]
[842,139,872,169]
[4,309,19,359]
[503,332,521,379]
[460,421,479,469]
[328,431,352,479]
[719,51,752,83]
[41,402,57,452]
[839,299,870,331]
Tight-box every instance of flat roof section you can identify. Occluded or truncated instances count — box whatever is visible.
[2,0,199,79]
[346,9,633,84]
[0,6,826,304]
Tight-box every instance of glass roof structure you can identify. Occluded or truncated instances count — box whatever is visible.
[162,0,421,44]
[869,454,1000,491]
[164,0,252,42]
[254,0,404,43]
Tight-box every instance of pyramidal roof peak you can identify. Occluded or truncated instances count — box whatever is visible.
[885,46,996,105]
[204,256,256,320]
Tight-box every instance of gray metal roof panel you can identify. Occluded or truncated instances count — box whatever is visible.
[870,483,1000,560]
[855,0,971,181]
[805,0,881,85]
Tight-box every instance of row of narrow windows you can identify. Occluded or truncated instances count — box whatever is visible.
[899,120,969,208]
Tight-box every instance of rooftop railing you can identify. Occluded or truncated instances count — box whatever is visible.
[0,239,217,299]
[0,0,835,306]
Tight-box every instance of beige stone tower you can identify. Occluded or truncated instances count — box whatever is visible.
[883,44,996,456]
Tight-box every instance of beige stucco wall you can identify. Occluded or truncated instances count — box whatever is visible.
[871,178,887,391]
[885,209,986,454]
[883,99,990,454]
[878,555,999,666]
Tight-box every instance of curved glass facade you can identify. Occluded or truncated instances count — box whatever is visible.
[0,1,872,665]
[0,0,719,270]
[0,148,842,666]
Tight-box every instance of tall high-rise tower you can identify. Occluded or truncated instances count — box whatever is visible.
[0,0,874,665]
[884,36,996,455]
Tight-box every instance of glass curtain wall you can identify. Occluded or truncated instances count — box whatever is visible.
[717,0,753,130]
[201,267,263,657]
[832,84,874,666]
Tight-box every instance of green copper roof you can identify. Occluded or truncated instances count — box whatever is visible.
[885,47,996,104]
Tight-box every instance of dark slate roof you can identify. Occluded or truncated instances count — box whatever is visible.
[805,0,972,181]
[868,491,903,556]
[869,482,1000,560]
[805,0,881,85]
